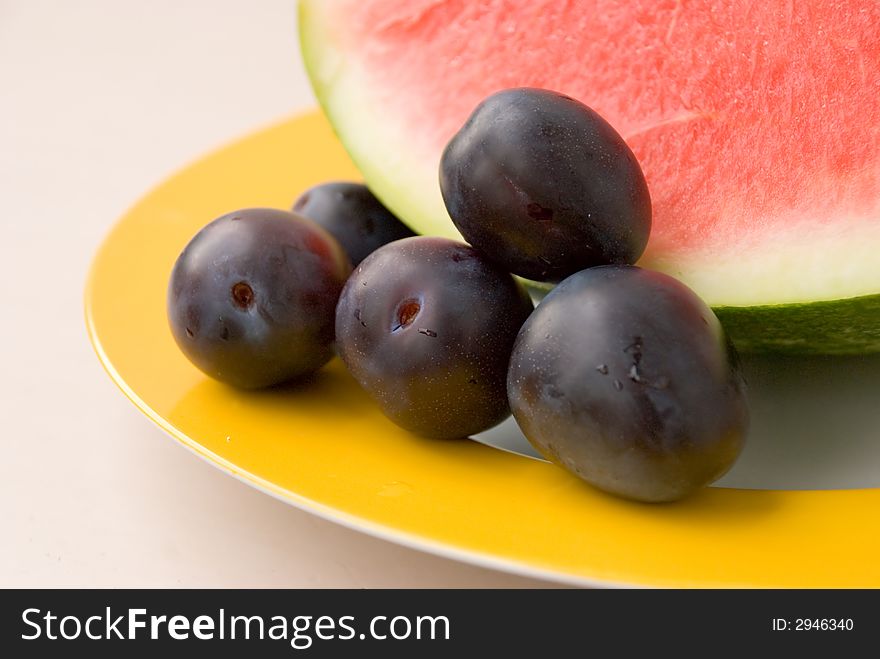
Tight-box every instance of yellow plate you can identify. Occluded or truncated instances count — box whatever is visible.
[85,111,880,588]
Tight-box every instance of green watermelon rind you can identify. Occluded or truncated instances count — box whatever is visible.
[523,286,880,354]
[714,294,880,354]
[298,0,880,354]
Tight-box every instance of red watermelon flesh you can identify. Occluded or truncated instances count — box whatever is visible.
[300,0,880,351]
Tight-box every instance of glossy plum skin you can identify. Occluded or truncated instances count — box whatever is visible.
[440,88,652,282]
[335,236,534,439]
[168,208,352,388]
[508,266,749,502]
[293,182,415,266]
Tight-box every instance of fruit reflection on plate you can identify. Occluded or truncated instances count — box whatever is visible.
[86,112,880,587]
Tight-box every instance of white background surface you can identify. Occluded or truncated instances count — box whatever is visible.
[0,0,553,587]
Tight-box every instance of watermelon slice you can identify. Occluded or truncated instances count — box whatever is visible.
[299,0,880,353]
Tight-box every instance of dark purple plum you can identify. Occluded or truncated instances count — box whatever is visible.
[293,182,415,266]
[508,266,748,502]
[439,88,652,282]
[335,236,534,439]
[168,208,351,388]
